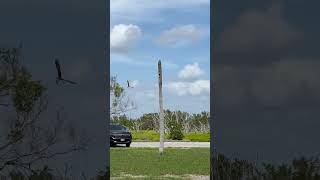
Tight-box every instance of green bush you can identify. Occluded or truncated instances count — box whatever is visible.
[169,128,184,140]
[167,120,184,140]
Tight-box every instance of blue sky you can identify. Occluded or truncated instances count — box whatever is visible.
[110,0,210,117]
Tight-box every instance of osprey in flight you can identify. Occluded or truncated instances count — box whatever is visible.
[55,59,77,85]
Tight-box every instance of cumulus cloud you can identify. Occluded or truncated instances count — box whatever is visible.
[178,62,204,79]
[110,24,142,54]
[165,80,210,96]
[220,2,301,53]
[155,25,207,47]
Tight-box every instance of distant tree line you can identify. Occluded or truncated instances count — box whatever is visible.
[111,110,210,133]
[111,110,210,140]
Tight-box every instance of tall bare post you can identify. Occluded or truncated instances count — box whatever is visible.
[158,60,164,154]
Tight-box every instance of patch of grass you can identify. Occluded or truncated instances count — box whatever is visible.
[110,148,210,178]
[184,133,210,142]
[131,130,210,142]
[131,130,168,141]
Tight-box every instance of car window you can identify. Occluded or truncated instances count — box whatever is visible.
[111,125,126,131]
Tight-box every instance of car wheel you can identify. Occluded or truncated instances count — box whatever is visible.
[126,143,130,147]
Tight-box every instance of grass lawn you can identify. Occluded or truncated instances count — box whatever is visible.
[132,130,210,142]
[110,148,210,179]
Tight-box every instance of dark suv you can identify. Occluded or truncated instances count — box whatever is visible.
[110,124,132,147]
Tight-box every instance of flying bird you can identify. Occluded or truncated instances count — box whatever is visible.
[55,59,77,85]
[127,80,134,88]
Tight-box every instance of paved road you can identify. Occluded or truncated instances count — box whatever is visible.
[130,142,210,148]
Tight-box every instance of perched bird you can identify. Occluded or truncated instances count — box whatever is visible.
[55,59,77,85]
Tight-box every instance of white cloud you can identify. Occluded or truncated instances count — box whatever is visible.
[155,25,207,47]
[178,62,204,79]
[165,80,210,96]
[110,24,142,54]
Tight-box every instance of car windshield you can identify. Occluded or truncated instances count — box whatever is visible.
[111,125,127,131]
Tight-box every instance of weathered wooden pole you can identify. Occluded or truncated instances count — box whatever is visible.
[158,60,164,154]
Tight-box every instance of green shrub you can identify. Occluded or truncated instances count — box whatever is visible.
[167,121,184,140]
[169,128,184,140]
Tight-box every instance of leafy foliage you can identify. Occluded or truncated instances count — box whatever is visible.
[12,74,45,113]
[167,118,184,140]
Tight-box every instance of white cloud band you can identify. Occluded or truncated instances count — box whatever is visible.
[110,24,142,54]
[165,80,210,96]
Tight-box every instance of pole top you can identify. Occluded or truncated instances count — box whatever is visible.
[158,60,161,64]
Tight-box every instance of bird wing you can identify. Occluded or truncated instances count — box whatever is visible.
[55,59,62,79]
[63,79,77,85]
[54,59,77,85]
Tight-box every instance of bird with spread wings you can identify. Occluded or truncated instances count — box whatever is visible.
[55,59,77,85]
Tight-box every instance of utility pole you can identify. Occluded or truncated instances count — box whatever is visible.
[158,60,164,154]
